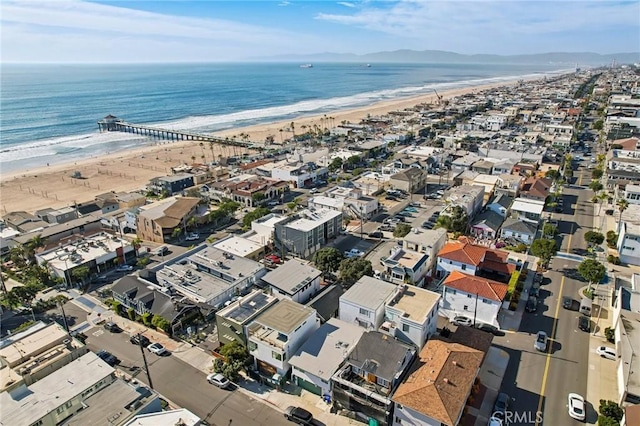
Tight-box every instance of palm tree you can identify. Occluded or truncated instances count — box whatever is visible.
[131,237,142,255]
[279,129,284,143]
[209,141,216,163]
[290,122,295,139]
[199,142,206,161]
[617,199,629,233]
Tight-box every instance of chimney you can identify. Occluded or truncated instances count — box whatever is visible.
[452,361,458,367]
[443,378,450,384]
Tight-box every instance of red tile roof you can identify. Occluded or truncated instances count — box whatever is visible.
[443,271,509,302]
[393,339,483,425]
[437,240,486,266]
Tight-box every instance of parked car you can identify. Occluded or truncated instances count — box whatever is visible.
[525,296,538,313]
[567,393,586,421]
[385,195,397,201]
[562,296,575,310]
[474,323,499,335]
[492,393,511,420]
[147,342,168,355]
[421,222,434,229]
[409,202,421,207]
[185,233,200,241]
[103,321,122,333]
[155,246,169,256]
[310,188,318,194]
[403,207,418,213]
[344,248,365,258]
[534,331,548,351]
[596,346,617,360]
[488,416,504,426]
[578,316,591,332]
[367,231,383,239]
[265,254,282,264]
[452,316,472,327]
[96,350,119,366]
[284,406,314,424]
[207,373,232,389]
[116,264,134,272]
[529,283,540,298]
[129,334,151,346]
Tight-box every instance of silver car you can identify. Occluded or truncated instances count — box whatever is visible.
[534,331,548,351]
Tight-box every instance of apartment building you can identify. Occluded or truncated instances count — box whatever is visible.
[274,208,342,258]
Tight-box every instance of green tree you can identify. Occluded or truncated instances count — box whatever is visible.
[617,199,629,230]
[127,307,136,321]
[8,284,40,307]
[606,230,618,248]
[151,314,170,332]
[71,266,90,285]
[599,400,623,422]
[597,415,619,426]
[312,247,344,275]
[393,223,413,238]
[328,157,343,172]
[584,231,605,246]
[589,180,603,192]
[251,192,266,205]
[436,206,468,233]
[530,238,558,266]
[591,169,604,179]
[593,120,604,130]
[218,200,241,216]
[578,259,606,287]
[216,341,251,381]
[339,258,373,285]
[141,312,152,326]
[287,197,300,212]
[187,216,198,231]
[542,223,558,237]
[171,227,182,239]
[242,207,271,229]
[545,169,559,180]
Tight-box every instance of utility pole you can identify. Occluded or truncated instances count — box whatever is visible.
[138,334,154,389]
[59,301,71,334]
[473,292,479,327]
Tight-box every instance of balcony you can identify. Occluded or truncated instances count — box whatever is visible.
[247,323,287,349]
[333,365,392,400]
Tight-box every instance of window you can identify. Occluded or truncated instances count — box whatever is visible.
[402,323,410,332]
[467,294,473,298]
[56,406,65,414]
[248,342,257,351]
[482,298,492,304]
[463,305,469,311]
[377,377,390,387]
[461,264,467,270]
[272,351,283,361]
[359,308,370,317]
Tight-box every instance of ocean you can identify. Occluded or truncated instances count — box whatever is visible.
[0,62,567,174]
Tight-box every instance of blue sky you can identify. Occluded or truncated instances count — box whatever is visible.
[1,0,638,63]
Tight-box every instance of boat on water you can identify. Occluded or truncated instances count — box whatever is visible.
[366,64,371,67]
[300,64,313,68]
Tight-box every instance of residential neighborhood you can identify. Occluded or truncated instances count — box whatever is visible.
[2,66,640,426]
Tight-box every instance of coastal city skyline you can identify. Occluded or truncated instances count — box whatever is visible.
[1,0,639,63]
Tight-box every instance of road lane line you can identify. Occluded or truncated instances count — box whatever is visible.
[535,275,565,425]
[536,221,575,425]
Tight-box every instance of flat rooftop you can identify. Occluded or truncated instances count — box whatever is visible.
[122,408,201,426]
[309,195,344,209]
[212,235,263,257]
[262,259,322,295]
[38,232,130,272]
[387,286,441,323]
[511,198,545,215]
[391,248,427,270]
[341,276,397,310]
[0,352,115,426]
[0,321,74,367]
[285,209,341,232]
[254,299,316,335]
[217,290,277,324]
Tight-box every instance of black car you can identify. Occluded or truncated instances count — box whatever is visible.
[530,284,540,298]
[493,393,511,420]
[578,315,591,332]
[103,321,122,333]
[368,231,383,239]
[284,406,313,425]
[130,334,151,347]
[96,350,119,366]
[525,296,538,313]
[474,323,499,335]
[562,296,574,310]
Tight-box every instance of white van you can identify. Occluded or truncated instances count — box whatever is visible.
[156,246,168,256]
[579,297,592,316]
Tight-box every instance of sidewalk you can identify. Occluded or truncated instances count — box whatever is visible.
[499,270,535,333]
[471,347,510,426]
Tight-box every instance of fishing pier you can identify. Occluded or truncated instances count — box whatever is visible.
[97,115,255,148]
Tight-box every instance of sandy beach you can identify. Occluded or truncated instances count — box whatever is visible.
[0,80,516,215]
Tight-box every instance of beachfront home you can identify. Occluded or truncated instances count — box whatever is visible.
[35,206,78,224]
[3,211,48,233]
[147,173,195,196]
[208,175,288,207]
[289,318,364,396]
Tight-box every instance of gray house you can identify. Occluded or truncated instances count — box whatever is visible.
[274,208,342,258]
[215,289,278,347]
[500,217,538,244]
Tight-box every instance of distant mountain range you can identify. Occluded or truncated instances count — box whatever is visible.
[251,50,639,66]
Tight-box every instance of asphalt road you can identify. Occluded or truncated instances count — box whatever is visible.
[492,164,597,426]
[84,326,290,426]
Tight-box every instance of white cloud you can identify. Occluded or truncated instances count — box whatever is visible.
[337,2,356,7]
[316,0,640,41]
[278,1,291,6]
[0,0,315,62]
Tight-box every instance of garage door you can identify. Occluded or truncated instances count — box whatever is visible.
[295,376,322,395]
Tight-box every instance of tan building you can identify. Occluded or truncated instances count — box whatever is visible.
[136,196,201,243]
[389,168,428,193]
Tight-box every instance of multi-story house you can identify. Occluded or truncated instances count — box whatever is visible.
[379,284,441,349]
[215,289,278,347]
[381,246,430,287]
[612,284,640,405]
[392,339,484,426]
[339,276,397,330]
[267,161,328,189]
[209,175,288,206]
[147,173,195,196]
[617,206,640,266]
[389,168,428,193]
[274,208,342,258]
[623,184,640,205]
[500,217,538,244]
[435,239,516,282]
[35,206,79,224]
[331,331,416,426]
[510,198,546,224]
[248,299,319,377]
[261,259,322,304]
[485,194,513,217]
[442,185,485,219]
[440,270,509,328]
[402,228,448,278]
[135,196,202,243]
[520,177,552,201]
[289,318,365,396]
[494,174,523,197]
